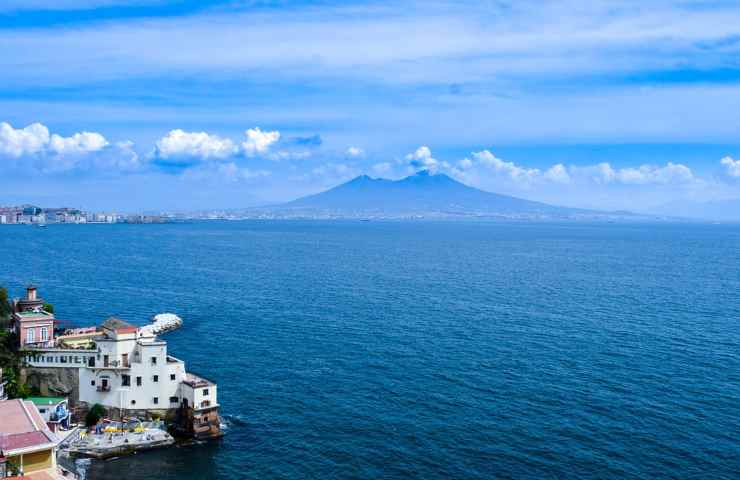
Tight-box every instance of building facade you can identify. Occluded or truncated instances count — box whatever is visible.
[0,399,63,478]
[12,286,56,349]
[20,297,221,437]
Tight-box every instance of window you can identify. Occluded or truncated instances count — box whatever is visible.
[122,353,128,367]
[202,388,209,396]
[122,375,130,386]
[169,396,179,404]
[151,356,157,365]
[201,400,211,408]
[26,329,34,344]
[41,327,48,341]
[153,397,159,405]
[89,357,95,367]
[136,376,142,386]
[153,375,159,382]
[91,380,95,386]
[170,374,176,381]
[39,408,47,413]
[103,355,109,367]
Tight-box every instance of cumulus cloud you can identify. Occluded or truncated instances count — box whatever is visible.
[0,121,141,174]
[569,162,695,185]
[471,150,540,182]
[242,127,280,157]
[406,145,438,171]
[0,122,50,158]
[49,131,108,155]
[543,163,570,183]
[452,149,696,188]
[154,129,236,162]
[721,156,740,178]
[346,146,365,158]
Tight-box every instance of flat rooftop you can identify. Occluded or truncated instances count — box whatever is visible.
[183,373,215,388]
[16,310,53,318]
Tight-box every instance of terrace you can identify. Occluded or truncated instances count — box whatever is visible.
[182,373,214,388]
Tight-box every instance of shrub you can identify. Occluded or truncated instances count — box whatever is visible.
[85,403,106,427]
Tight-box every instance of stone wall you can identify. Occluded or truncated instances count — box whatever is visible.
[21,366,80,404]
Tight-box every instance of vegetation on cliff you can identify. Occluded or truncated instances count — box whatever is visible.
[0,285,32,398]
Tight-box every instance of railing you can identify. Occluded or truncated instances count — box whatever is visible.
[96,385,110,392]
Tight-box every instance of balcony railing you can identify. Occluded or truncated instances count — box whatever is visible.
[96,385,111,392]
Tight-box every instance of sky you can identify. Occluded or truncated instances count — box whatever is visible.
[2,0,740,212]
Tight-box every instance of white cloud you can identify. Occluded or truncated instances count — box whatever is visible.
[721,156,740,178]
[346,146,365,158]
[242,127,280,157]
[471,150,540,182]
[94,140,143,172]
[406,145,438,171]
[0,121,138,173]
[372,162,391,175]
[49,131,108,155]
[620,163,694,185]
[543,163,570,183]
[451,150,696,188]
[456,158,473,171]
[0,122,50,158]
[154,129,236,161]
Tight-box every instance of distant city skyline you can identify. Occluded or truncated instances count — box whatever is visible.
[2,1,740,213]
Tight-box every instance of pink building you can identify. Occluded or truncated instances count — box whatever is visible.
[12,286,56,349]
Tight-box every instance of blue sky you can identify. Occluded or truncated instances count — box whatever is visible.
[2,0,740,212]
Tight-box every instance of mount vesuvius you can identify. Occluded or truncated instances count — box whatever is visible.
[267,170,589,218]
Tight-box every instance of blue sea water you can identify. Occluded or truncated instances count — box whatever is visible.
[1,220,739,479]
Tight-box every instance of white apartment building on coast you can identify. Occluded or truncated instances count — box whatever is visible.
[13,287,222,439]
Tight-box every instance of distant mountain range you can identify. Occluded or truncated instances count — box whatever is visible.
[245,170,654,220]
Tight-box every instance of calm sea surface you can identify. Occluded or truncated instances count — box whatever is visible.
[1,221,739,479]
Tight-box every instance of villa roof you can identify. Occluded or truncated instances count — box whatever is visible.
[102,317,138,334]
[183,373,215,388]
[0,399,58,455]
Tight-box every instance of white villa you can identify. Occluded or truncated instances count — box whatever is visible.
[28,318,219,436]
[20,300,221,438]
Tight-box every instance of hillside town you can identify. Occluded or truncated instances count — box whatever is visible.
[0,206,171,225]
[0,285,221,479]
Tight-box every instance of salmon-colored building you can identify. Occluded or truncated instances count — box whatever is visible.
[11,286,55,349]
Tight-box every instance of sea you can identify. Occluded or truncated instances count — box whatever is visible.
[1,220,739,479]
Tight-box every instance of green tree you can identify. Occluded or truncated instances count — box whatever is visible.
[86,403,106,427]
[43,303,54,314]
[0,287,11,327]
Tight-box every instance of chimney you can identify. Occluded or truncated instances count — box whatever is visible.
[27,285,37,301]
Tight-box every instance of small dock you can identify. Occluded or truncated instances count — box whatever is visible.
[65,421,175,459]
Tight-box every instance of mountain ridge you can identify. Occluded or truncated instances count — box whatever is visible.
[277,170,585,217]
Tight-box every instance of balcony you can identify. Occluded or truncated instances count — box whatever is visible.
[96,385,111,392]
[98,359,130,370]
